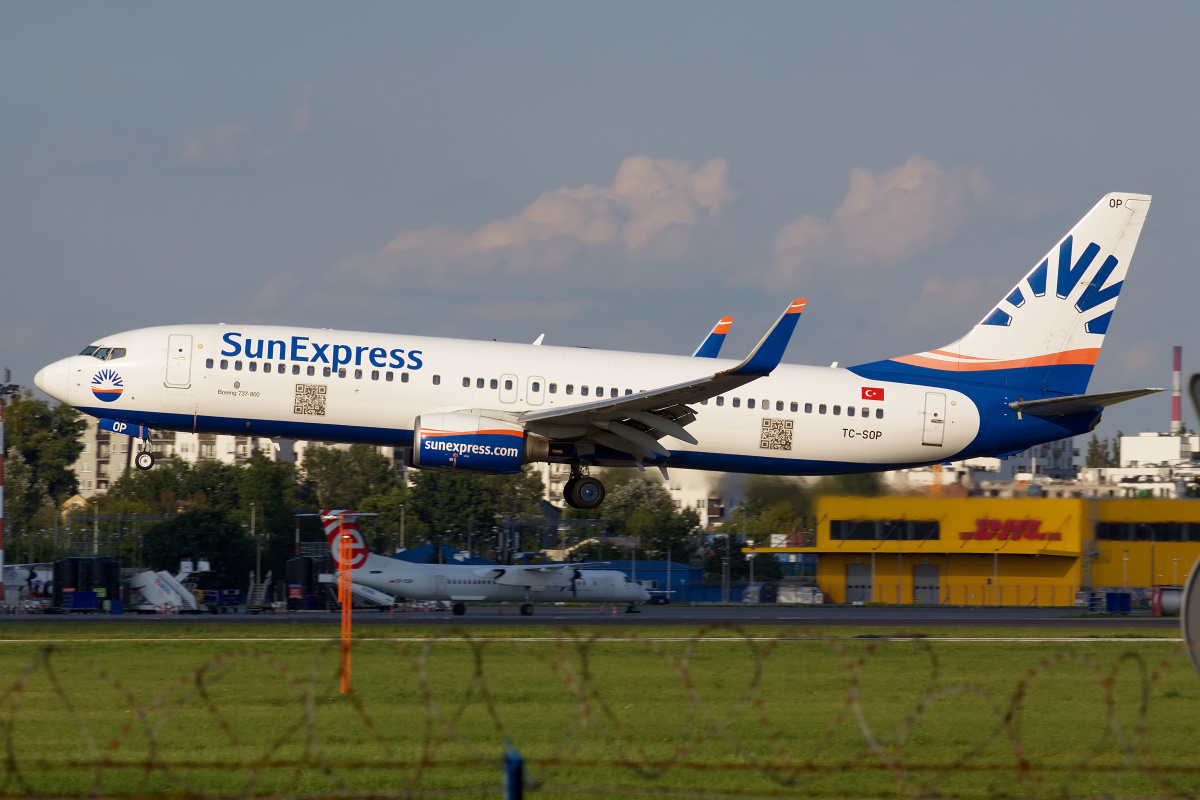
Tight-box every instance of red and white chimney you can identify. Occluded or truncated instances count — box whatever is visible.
[1172,345,1183,435]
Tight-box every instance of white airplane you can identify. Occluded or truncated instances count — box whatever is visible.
[320,511,649,615]
[36,193,1160,510]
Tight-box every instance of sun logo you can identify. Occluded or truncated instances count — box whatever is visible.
[91,368,124,403]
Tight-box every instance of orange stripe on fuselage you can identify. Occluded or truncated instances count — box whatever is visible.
[927,349,998,361]
[891,348,1100,372]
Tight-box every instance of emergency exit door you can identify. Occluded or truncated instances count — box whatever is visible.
[922,392,946,446]
[165,334,193,388]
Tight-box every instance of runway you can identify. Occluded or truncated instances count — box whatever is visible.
[0,604,1180,629]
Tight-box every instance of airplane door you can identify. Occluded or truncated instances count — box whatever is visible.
[527,376,545,406]
[165,334,193,388]
[499,374,518,404]
[922,392,946,446]
[434,575,446,597]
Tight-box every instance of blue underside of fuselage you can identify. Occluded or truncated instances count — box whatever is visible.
[78,381,1101,477]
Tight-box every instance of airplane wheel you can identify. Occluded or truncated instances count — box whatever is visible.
[567,476,605,509]
[520,604,534,616]
[452,602,466,616]
[134,451,155,471]
[562,477,579,506]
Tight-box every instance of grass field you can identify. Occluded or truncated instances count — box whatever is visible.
[1,622,1197,799]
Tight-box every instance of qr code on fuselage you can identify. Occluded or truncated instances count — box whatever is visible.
[294,384,327,416]
[760,418,793,450]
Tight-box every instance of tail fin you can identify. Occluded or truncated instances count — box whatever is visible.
[854,193,1151,395]
[322,510,370,570]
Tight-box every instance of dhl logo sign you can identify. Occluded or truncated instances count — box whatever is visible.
[960,518,1062,542]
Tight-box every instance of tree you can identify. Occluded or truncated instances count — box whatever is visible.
[239,451,309,573]
[3,391,85,523]
[302,445,399,508]
[570,472,701,562]
[409,468,545,557]
[141,509,254,587]
[1086,434,1114,468]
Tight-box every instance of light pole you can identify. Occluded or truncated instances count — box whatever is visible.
[399,503,406,551]
[1174,557,1182,584]
[252,503,259,585]
[1123,549,1129,588]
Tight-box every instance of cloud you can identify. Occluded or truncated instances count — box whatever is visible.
[248,273,299,310]
[770,156,991,286]
[334,156,737,291]
[180,86,316,166]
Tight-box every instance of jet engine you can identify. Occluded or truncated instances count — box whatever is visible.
[412,412,549,473]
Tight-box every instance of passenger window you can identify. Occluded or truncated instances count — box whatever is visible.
[235,361,243,371]
[876,408,884,419]
[307,365,315,376]
[354,369,363,379]
[476,378,484,389]
[371,370,379,380]
[566,384,574,394]
[804,402,812,413]
[278,363,285,373]
[549,383,557,393]
[625,389,633,395]
[264,363,272,374]
[109,348,126,359]
[716,397,724,406]
[611,388,618,398]
[249,362,258,372]
[532,381,541,392]
[777,401,784,411]
[732,398,740,408]
[401,372,409,383]
[596,386,603,396]
[747,399,755,409]
[505,379,513,390]
[205,358,214,369]
[220,359,228,370]
[581,386,589,396]
[433,375,441,385]
[861,407,868,417]
[462,377,471,388]
[833,405,841,415]
[818,404,826,414]
[700,398,708,405]
[490,379,498,389]
[322,367,331,377]
[338,368,346,378]
[847,406,855,417]
[791,402,799,412]
[386,372,394,382]
[292,364,300,375]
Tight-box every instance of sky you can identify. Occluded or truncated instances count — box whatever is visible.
[3,2,1199,441]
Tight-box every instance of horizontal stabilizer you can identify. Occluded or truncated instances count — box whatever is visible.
[1008,388,1162,417]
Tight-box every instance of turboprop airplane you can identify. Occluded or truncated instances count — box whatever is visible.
[36,193,1160,509]
[320,511,649,615]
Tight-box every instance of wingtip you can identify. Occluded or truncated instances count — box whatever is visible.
[787,299,807,314]
[713,317,733,334]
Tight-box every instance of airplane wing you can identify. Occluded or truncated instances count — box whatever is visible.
[515,299,806,460]
[692,316,733,358]
[1008,388,1163,417]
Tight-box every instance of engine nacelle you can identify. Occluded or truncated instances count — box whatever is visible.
[412,412,549,473]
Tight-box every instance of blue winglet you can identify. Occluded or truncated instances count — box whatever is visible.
[692,316,733,358]
[725,299,806,376]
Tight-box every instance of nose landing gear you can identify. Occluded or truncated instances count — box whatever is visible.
[134,450,155,471]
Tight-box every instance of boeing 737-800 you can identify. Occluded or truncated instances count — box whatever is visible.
[36,193,1159,509]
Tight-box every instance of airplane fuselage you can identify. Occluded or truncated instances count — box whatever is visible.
[36,323,1093,475]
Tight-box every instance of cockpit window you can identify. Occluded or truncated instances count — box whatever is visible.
[80,346,98,356]
[109,348,126,360]
[92,347,110,360]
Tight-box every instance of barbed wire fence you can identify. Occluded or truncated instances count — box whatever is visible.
[2,627,1198,799]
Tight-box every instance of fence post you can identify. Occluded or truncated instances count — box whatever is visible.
[504,746,524,799]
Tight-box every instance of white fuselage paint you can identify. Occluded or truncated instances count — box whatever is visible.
[43,324,981,473]
[348,553,650,605]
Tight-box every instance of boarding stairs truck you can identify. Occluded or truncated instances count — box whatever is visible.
[125,559,210,613]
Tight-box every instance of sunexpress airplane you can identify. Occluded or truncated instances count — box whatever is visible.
[36,193,1159,509]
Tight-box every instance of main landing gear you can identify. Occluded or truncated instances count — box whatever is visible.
[563,469,605,510]
[452,602,466,616]
[520,603,534,616]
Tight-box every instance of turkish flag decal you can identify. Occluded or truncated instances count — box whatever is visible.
[862,387,884,401]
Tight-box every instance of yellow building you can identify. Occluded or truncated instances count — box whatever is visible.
[746,496,1200,606]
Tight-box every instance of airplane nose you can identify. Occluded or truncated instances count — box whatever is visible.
[34,359,69,402]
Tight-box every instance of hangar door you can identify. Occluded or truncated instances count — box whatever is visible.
[913,564,940,605]
[845,564,873,603]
